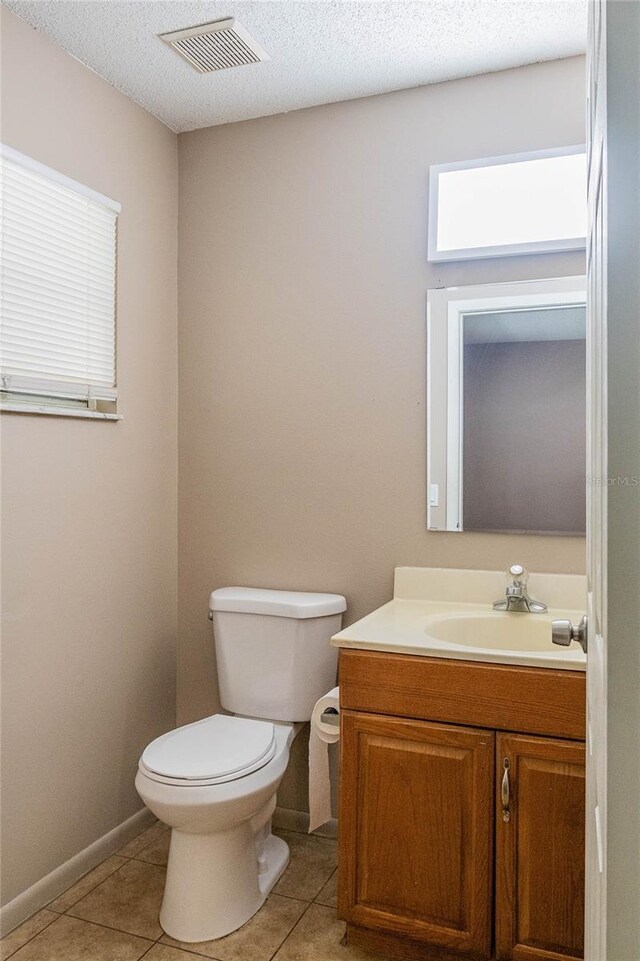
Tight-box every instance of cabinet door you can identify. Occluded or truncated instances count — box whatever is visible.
[496,734,585,961]
[339,711,494,958]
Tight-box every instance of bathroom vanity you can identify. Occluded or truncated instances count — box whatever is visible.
[332,568,587,961]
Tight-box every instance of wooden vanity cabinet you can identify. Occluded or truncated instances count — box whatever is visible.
[340,712,494,958]
[338,649,586,961]
[496,734,585,961]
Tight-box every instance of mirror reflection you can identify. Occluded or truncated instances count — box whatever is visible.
[427,278,586,535]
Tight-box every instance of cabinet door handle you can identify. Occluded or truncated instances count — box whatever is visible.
[501,758,511,823]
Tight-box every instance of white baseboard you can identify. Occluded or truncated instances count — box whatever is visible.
[273,806,338,839]
[1,807,155,937]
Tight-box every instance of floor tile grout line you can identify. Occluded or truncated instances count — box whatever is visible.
[138,943,160,960]
[124,837,170,866]
[60,852,167,923]
[266,899,315,961]
[0,912,59,960]
[59,911,160,944]
[272,890,314,904]
[155,934,234,961]
[46,854,131,914]
[116,825,167,860]
[275,867,337,905]
[2,914,157,959]
[158,942,226,960]
[312,865,338,907]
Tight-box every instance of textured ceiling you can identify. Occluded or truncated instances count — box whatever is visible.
[3,0,587,133]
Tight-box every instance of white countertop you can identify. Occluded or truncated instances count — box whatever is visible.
[331,567,587,672]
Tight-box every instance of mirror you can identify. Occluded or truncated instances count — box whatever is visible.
[427,277,586,534]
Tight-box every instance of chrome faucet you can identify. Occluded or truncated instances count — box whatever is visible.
[493,564,548,614]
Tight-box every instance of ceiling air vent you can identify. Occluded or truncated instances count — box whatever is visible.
[159,18,270,73]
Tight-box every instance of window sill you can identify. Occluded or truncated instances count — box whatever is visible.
[0,401,122,420]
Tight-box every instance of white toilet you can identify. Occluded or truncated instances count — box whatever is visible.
[135,587,345,943]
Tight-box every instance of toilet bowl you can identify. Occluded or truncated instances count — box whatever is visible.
[136,715,303,943]
[136,586,346,943]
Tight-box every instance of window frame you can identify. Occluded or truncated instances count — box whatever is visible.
[427,145,587,263]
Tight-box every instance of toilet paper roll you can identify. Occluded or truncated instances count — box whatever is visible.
[308,687,340,833]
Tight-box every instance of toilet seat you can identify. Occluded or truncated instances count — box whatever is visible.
[139,714,276,787]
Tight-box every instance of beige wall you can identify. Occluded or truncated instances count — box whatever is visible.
[178,56,587,812]
[0,10,178,905]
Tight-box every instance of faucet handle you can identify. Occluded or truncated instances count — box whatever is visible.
[494,564,547,614]
[508,564,528,585]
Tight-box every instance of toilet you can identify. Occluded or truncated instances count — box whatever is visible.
[135,587,345,943]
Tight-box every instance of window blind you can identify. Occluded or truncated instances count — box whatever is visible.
[1,145,120,402]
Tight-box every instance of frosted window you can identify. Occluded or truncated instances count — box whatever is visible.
[429,150,587,261]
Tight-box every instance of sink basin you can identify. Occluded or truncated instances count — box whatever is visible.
[425,611,558,653]
[331,567,587,671]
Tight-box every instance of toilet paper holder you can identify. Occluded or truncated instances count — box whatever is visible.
[320,709,340,728]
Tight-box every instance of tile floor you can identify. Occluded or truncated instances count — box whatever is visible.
[1,822,386,961]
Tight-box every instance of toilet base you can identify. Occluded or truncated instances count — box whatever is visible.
[258,832,290,896]
[159,824,290,943]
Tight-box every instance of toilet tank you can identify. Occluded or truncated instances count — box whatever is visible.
[210,587,346,722]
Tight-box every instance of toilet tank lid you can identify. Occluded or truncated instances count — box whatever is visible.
[210,587,346,619]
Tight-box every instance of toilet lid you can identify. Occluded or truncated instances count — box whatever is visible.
[140,714,276,782]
